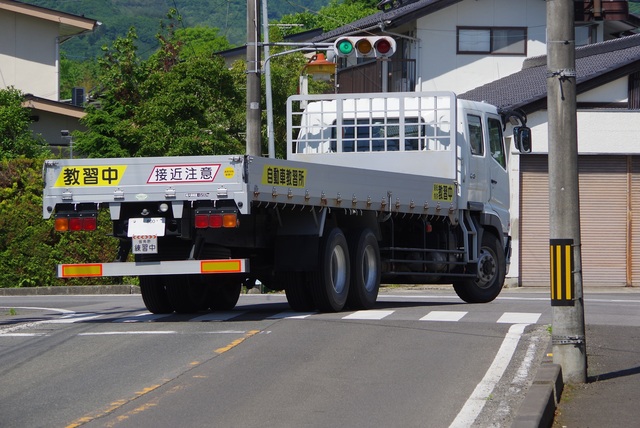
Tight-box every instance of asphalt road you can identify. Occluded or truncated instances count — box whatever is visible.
[1,287,636,428]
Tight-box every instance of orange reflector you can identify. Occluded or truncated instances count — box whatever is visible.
[55,218,69,231]
[200,260,242,273]
[222,214,237,228]
[61,264,103,277]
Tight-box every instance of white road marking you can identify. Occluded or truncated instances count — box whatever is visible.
[497,312,541,324]
[420,311,468,322]
[0,332,46,337]
[0,306,75,315]
[449,323,529,428]
[113,313,170,323]
[43,314,103,323]
[78,331,177,336]
[268,311,316,319]
[342,310,394,320]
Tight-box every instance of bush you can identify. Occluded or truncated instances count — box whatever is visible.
[0,158,122,287]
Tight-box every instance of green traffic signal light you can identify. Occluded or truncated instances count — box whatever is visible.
[336,39,354,56]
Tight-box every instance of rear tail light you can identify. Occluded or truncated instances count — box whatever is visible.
[195,212,238,229]
[55,213,98,232]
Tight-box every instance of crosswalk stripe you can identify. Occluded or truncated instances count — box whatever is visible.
[420,311,468,322]
[44,314,102,324]
[342,310,394,320]
[113,313,169,323]
[497,312,541,324]
[268,311,316,319]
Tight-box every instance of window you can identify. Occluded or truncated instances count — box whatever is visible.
[331,118,426,152]
[488,118,506,169]
[467,115,483,156]
[575,25,597,47]
[457,27,527,55]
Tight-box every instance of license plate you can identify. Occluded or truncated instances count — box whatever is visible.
[128,217,166,237]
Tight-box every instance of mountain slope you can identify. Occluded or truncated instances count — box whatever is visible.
[21,0,329,59]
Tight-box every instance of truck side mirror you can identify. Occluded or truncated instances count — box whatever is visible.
[513,126,532,153]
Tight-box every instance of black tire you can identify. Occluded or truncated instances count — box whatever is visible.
[283,272,315,312]
[165,275,208,313]
[453,232,506,303]
[207,279,242,311]
[309,228,350,312]
[139,276,173,314]
[347,229,381,309]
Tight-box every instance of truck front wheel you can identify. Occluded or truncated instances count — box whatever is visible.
[453,232,505,303]
[310,227,350,312]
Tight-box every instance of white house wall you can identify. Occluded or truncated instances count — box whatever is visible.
[415,0,547,94]
[0,10,59,100]
[576,77,628,103]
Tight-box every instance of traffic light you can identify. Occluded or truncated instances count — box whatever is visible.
[333,36,396,58]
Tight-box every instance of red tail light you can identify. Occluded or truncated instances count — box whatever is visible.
[194,212,238,229]
[54,212,98,232]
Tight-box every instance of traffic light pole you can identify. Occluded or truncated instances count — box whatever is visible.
[547,0,587,384]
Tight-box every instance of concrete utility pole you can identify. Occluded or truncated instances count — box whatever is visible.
[246,0,262,156]
[546,0,587,383]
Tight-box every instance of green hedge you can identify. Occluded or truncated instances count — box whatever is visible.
[0,157,125,287]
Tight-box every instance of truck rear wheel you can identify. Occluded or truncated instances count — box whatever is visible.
[283,272,315,312]
[310,227,350,312]
[347,229,381,309]
[206,278,242,310]
[165,275,208,313]
[453,232,505,303]
[139,276,173,314]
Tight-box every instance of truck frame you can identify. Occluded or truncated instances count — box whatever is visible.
[42,91,530,313]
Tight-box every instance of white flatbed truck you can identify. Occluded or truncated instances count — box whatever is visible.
[42,91,530,313]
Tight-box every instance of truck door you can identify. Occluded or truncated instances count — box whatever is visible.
[466,113,489,204]
[487,116,510,231]
[465,113,510,231]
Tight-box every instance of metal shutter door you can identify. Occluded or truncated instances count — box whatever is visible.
[520,155,628,286]
[632,157,640,285]
[520,155,550,286]
[577,156,627,285]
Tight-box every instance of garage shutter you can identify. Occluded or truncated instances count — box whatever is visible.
[520,155,628,286]
[632,157,640,285]
[520,155,550,285]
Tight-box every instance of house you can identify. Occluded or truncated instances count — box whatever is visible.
[461,34,640,286]
[310,0,640,287]
[0,0,98,149]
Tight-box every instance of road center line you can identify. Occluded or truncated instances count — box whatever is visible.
[448,323,529,428]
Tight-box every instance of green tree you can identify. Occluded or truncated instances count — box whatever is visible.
[0,87,49,160]
[74,25,245,158]
[278,0,378,36]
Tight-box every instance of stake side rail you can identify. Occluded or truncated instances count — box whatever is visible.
[43,156,459,220]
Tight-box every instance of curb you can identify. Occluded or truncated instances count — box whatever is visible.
[513,349,564,428]
[0,285,140,296]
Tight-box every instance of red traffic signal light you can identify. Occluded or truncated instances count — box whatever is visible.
[333,36,396,58]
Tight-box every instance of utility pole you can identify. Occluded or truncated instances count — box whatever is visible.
[547,0,587,383]
[246,0,262,156]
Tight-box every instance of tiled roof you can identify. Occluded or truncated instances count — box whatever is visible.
[310,0,461,42]
[460,32,640,111]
